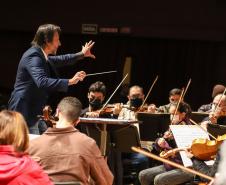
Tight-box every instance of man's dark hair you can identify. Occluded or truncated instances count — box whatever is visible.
[129,85,144,95]
[170,101,192,118]
[88,81,106,96]
[212,84,225,98]
[169,88,181,97]
[31,24,61,49]
[57,97,82,124]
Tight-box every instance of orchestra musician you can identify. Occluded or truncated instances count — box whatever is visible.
[200,94,226,129]
[148,88,183,113]
[184,140,225,183]
[198,84,225,113]
[80,81,123,185]
[29,97,113,184]
[139,102,193,185]
[118,85,153,185]
[8,24,95,135]
[80,81,123,119]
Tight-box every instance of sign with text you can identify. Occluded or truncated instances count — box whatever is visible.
[82,24,98,34]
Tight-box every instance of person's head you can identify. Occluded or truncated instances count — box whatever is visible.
[169,101,192,125]
[212,84,225,98]
[56,97,82,127]
[31,24,61,55]
[169,88,182,104]
[88,81,106,110]
[128,85,144,108]
[212,94,226,114]
[0,110,29,155]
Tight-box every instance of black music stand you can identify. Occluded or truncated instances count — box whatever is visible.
[138,112,170,141]
[87,125,141,153]
[208,123,226,139]
[138,111,210,142]
[79,117,142,156]
[191,112,209,123]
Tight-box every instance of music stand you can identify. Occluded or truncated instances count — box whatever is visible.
[79,117,142,156]
[87,125,141,153]
[137,112,170,141]
[191,112,209,123]
[207,123,226,139]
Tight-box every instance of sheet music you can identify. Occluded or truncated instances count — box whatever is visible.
[170,125,214,167]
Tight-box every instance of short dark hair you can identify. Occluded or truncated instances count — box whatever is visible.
[170,101,192,118]
[88,81,106,96]
[31,24,61,49]
[57,97,82,124]
[212,84,225,98]
[169,88,181,97]
[129,85,144,95]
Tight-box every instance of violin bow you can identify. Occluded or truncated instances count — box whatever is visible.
[182,79,191,99]
[131,146,214,181]
[213,88,226,114]
[189,118,217,140]
[98,74,128,114]
[169,88,184,126]
[140,75,158,109]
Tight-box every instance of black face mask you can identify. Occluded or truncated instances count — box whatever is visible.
[130,98,143,108]
[89,98,102,110]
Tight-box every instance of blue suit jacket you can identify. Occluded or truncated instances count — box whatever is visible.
[8,45,84,126]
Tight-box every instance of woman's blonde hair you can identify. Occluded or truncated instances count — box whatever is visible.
[0,110,29,155]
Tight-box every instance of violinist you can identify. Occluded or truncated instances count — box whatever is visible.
[200,94,226,129]
[198,84,225,113]
[139,102,193,185]
[118,85,153,185]
[118,85,153,120]
[184,140,224,183]
[80,81,123,119]
[149,88,183,113]
[80,81,123,185]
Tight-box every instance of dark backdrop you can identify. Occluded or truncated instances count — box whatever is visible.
[1,0,226,110]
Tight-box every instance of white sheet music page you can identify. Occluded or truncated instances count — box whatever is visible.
[170,125,214,167]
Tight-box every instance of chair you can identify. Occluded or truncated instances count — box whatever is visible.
[52,182,80,185]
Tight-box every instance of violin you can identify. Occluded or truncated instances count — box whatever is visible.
[160,134,226,161]
[38,105,59,127]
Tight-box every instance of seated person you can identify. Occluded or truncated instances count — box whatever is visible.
[81,81,122,118]
[200,94,226,129]
[149,88,183,113]
[198,84,225,113]
[29,97,113,185]
[80,81,123,185]
[139,102,193,185]
[184,140,224,183]
[0,110,52,185]
[118,85,153,185]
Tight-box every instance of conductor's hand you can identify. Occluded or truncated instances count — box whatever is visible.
[82,40,95,59]
[68,71,86,85]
